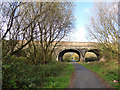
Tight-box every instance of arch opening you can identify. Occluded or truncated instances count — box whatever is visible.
[58,49,81,62]
[85,49,100,62]
[63,52,79,62]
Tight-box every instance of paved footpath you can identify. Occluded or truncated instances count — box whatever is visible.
[71,63,108,88]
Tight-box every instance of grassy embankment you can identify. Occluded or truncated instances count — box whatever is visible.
[81,52,119,88]
[3,56,75,88]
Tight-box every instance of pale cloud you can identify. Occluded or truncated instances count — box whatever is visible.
[70,26,88,42]
[74,15,77,19]
[84,8,90,13]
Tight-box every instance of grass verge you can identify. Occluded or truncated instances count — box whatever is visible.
[80,60,119,88]
[43,62,75,88]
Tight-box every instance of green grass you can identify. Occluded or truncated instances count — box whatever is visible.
[80,60,119,88]
[43,63,74,88]
[3,56,75,88]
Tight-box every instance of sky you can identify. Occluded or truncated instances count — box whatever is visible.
[66,2,94,42]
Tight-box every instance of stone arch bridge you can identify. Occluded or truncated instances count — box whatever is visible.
[53,41,100,62]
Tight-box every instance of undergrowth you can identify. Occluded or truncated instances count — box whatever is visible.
[2,56,74,88]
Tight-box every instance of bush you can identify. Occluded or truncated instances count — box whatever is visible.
[85,57,98,62]
[99,44,118,60]
[24,44,56,64]
[2,56,71,88]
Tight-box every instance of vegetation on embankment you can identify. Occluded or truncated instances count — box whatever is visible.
[80,59,119,88]
[3,56,75,88]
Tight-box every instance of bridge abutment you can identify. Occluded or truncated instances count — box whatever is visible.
[79,49,88,62]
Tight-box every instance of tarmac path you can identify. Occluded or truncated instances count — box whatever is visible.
[70,63,108,88]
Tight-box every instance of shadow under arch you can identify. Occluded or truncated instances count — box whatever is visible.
[58,49,81,62]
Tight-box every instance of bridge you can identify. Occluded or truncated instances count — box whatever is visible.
[15,40,101,62]
[53,41,100,62]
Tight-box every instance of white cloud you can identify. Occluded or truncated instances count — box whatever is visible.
[74,15,77,19]
[84,8,90,13]
[70,26,88,42]
[62,26,98,42]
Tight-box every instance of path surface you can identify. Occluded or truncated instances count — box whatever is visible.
[71,63,107,88]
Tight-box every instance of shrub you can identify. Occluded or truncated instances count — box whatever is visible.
[99,44,118,60]
[2,56,69,88]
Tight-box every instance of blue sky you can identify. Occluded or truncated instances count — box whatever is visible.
[68,2,94,42]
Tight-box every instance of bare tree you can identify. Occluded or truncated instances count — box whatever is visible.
[29,2,74,64]
[87,2,119,58]
[0,2,53,57]
[1,1,74,64]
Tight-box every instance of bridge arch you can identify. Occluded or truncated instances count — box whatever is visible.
[85,49,101,61]
[58,49,81,62]
[87,49,100,57]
